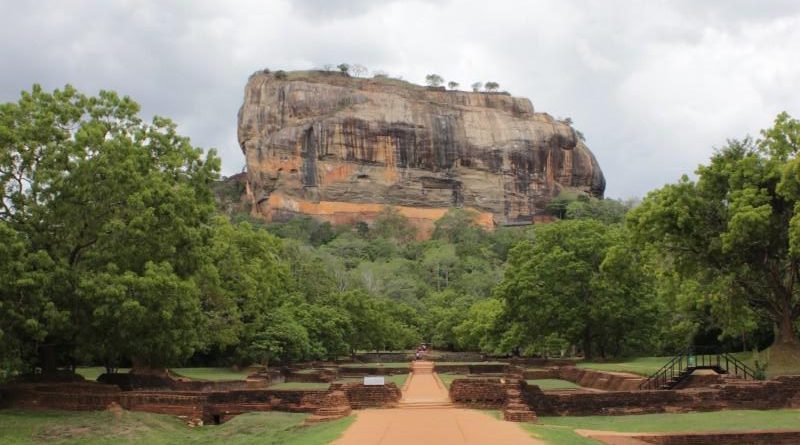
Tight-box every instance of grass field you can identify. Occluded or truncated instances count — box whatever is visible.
[526,379,582,390]
[522,409,800,444]
[576,356,671,377]
[75,367,250,382]
[0,409,353,445]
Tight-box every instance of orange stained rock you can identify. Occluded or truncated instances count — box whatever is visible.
[263,192,496,238]
[331,361,544,445]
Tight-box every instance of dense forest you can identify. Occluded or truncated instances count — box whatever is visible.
[1,86,798,379]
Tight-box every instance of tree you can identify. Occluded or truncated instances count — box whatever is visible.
[471,82,483,92]
[484,81,500,92]
[494,220,658,358]
[0,85,220,372]
[628,113,800,359]
[0,222,66,375]
[76,262,204,369]
[337,63,350,75]
[371,206,417,243]
[351,64,368,77]
[246,304,309,366]
[447,81,459,90]
[425,74,444,87]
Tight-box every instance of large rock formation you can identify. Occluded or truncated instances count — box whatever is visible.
[238,70,605,233]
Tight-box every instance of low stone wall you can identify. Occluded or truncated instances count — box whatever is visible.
[523,368,559,379]
[2,377,407,424]
[434,363,509,374]
[206,388,329,421]
[632,430,800,445]
[671,373,724,390]
[97,373,252,391]
[503,357,578,367]
[338,366,409,376]
[446,376,800,417]
[333,382,401,409]
[286,368,338,383]
[556,366,645,391]
[449,378,505,408]
[525,376,800,416]
[354,353,410,363]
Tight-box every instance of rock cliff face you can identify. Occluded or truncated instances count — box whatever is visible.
[238,71,605,233]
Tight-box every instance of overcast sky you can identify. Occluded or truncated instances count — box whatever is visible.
[2,0,799,198]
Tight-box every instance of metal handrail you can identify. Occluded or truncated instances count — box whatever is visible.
[639,348,757,391]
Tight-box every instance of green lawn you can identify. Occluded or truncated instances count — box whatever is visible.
[577,353,761,378]
[0,409,353,445]
[526,379,582,390]
[436,373,464,389]
[522,409,800,444]
[74,367,249,382]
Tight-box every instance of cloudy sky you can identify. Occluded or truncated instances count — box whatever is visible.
[2,0,799,198]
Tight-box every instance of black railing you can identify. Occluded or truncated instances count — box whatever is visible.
[639,348,758,390]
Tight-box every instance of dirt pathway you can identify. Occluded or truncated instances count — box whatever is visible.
[332,361,543,445]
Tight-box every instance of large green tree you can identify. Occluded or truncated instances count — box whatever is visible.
[495,219,658,358]
[0,85,220,371]
[628,112,800,355]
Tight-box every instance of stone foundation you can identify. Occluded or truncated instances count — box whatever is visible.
[333,382,402,409]
[629,430,800,445]
[1,378,405,424]
[449,376,800,418]
[556,366,645,391]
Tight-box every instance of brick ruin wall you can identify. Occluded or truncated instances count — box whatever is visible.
[632,430,800,445]
[556,366,645,391]
[449,378,506,408]
[338,366,410,376]
[1,381,402,423]
[449,376,800,416]
[434,363,509,375]
[332,382,402,409]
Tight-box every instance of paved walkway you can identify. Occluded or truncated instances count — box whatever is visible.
[332,361,543,445]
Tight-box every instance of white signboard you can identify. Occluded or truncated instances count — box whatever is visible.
[363,376,385,386]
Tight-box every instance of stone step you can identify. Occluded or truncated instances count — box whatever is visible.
[397,402,455,409]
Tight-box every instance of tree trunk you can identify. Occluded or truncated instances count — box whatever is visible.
[775,310,799,345]
[582,329,593,360]
[38,344,57,374]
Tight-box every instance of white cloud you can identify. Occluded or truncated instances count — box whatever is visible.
[1,0,799,198]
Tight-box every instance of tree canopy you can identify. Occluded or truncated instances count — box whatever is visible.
[629,112,800,354]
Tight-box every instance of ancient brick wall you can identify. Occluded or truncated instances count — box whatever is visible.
[671,373,724,390]
[556,366,645,391]
[525,377,800,416]
[434,364,508,374]
[449,378,506,408]
[98,373,250,391]
[333,382,401,409]
[522,368,559,379]
[286,368,338,383]
[338,366,409,376]
[206,389,328,414]
[634,431,800,445]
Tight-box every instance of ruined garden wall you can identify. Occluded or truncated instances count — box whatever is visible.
[556,366,645,391]
[449,376,800,416]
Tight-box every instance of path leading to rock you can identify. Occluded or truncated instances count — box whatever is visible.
[332,361,543,445]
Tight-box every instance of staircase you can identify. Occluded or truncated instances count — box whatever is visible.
[639,349,758,390]
[397,361,454,409]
